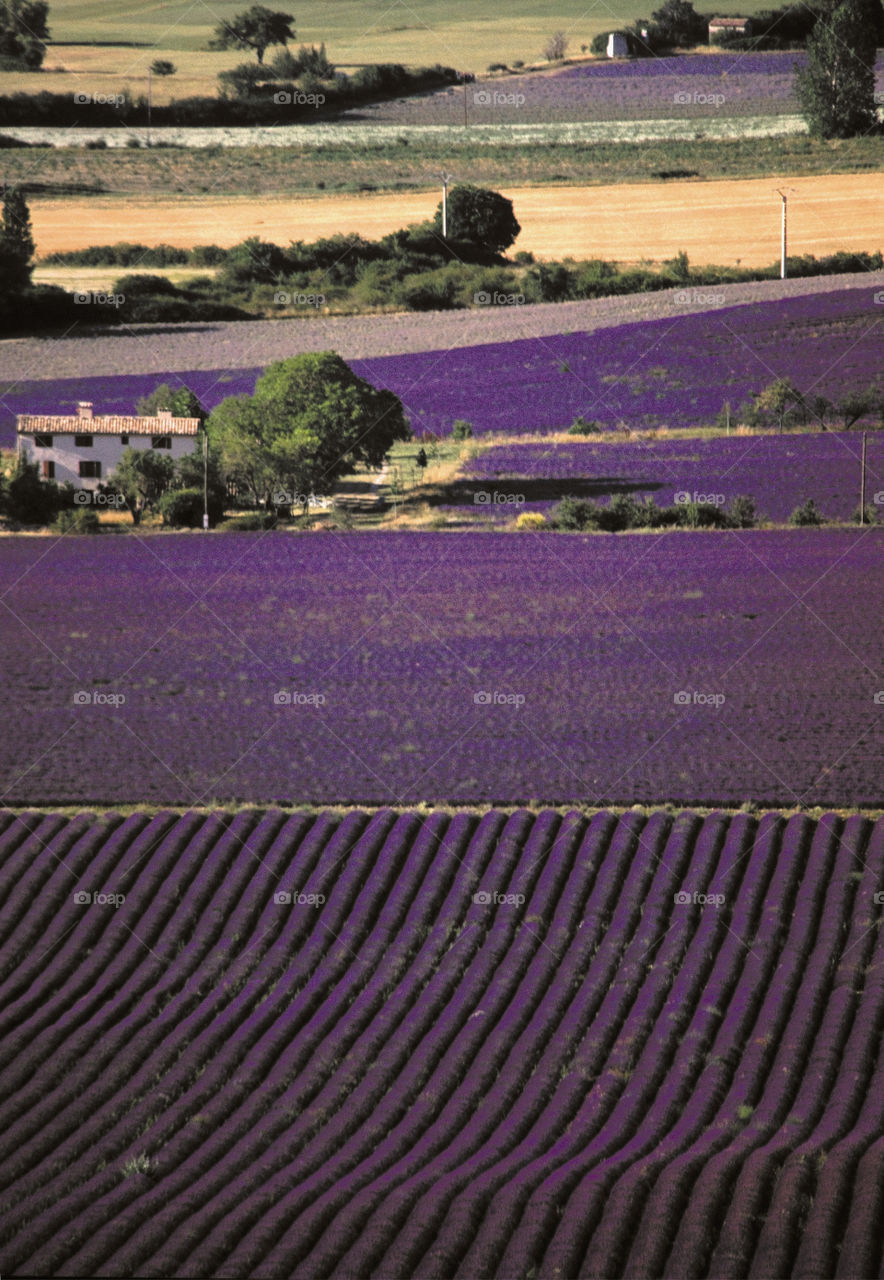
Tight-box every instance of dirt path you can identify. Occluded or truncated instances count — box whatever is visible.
[28,172,884,266]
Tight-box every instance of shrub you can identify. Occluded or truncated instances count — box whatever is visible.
[452,420,474,440]
[551,495,598,530]
[790,498,825,526]
[218,511,278,530]
[568,415,601,435]
[515,511,547,529]
[727,495,757,528]
[53,508,101,534]
[158,487,219,527]
[543,31,569,60]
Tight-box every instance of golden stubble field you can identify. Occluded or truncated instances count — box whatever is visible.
[27,173,884,267]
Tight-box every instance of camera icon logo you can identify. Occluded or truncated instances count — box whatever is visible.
[73,291,91,305]
[473,291,490,305]
[673,891,691,904]
[73,690,92,705]
[673,690,691,705]
[74,490,90,505]
[473,491,491,505]
[74,91,91,105]
[874,692,884,704]
[73,890,91,904]
[272,490,292,504]
[273,890,292,904]
[473,691,492,704]
[473,89,492,105]
[273,91,292,104]
[674,491,690,505]
[273,690,292,705]
[473,890,492,904]
[874,292,884,305]
[272,293,289,306]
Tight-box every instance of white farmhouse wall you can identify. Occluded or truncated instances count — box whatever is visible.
[21,433,197,490]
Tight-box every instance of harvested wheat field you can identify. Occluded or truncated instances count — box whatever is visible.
[29,173,884,265]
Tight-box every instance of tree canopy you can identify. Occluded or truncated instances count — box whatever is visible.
[210,6,295,63]
[0,187,35,299]
[135,383,207,422]
[0,0,50,68]
[432,185,521,257]
[209,352,411,511]
[796,0,880,137]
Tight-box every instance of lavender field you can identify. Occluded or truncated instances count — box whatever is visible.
[2,286,880,447]
[0,531,881,807]
[1,805,884,1278]
[459,431,884,523]
[345,51,884,124]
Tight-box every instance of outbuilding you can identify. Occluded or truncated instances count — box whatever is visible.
[708,16,750,40]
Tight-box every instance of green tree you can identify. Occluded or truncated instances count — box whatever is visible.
[135,383,207,422]
[753,378,807,432]
[210,352,411,512]
[149,59,177,76]
[210,6,296,64]
[0,187,35,298]
[838,385,881,428]
[649,0,707,46]
[109,448,175,524]
[0,0,50,68]
[433,185,521,256]
[796,0,879,138]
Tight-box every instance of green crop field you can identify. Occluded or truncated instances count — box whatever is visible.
[39,0,781,73]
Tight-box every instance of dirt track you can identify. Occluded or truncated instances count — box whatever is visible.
[29,173,883,265]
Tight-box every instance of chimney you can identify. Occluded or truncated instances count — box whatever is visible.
[157,408,173,422]
[77,401,93,420]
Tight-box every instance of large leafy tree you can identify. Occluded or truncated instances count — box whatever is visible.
[210,352,411,511]
[210,6,295,63]
[0,0,50,67]
[109,448,175,524]
[796,0,880,138]
[648,0,707,46]
[0,187,35,298]
[135,383,207,422]
[432,184,521,256]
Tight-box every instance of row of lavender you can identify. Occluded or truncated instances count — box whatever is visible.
[457,431,884,523]
[3,288,880,446]
[0,806,882,1277]
[0,531,881,806]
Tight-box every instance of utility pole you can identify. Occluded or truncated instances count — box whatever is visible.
[774,188,794,279]
[147,65,152,148]
[860,430,867,524]
[203,426,209,530]
[440,171,454,237]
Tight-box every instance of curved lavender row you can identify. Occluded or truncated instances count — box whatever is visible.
[8,808,396,1280]
[96,810,473,1278]
[612,814,804,1278]
[0,808,365,1269]
[0,811,296,1236]
[402,813,733,1280]
[445,812,701,1280]
[295,810,587,1280]
[0,813,72,929]
[0,811,318,1215]
[551,814,761,1279]
[836,1136,884,1279]
[757,818,884,1279]
[215,812,545,1280]
[493,812,735,1280]
[0,812,235,1150]
[696,813,851,1278]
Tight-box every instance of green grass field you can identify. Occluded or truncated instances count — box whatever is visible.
[36,0,782,77]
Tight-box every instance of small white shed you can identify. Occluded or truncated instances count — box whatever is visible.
[606,32,630,57]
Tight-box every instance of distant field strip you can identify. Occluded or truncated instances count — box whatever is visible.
[1,806,883,1278]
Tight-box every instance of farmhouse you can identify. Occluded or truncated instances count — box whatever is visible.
[708,16,750,40]
[16,401,201,490]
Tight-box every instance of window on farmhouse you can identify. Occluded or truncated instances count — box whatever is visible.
[79,460,102,479]
[151,435,172,449]
[34,434,52,448]
[41,460,55,479]
[75,434,93,447]
[120,433,129,444]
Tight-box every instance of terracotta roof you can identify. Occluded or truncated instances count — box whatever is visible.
[16,414,202,436]
[708,16,749,24]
